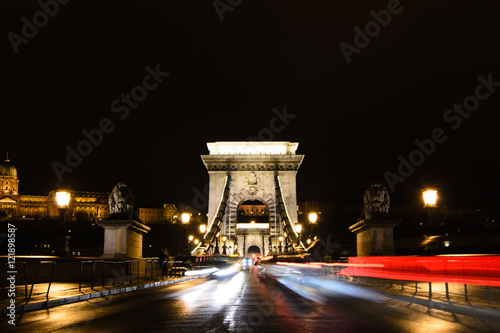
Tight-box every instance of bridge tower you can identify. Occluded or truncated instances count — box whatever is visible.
[192,142,305,256]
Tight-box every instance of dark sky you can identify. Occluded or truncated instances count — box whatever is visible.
[2,1,499,214]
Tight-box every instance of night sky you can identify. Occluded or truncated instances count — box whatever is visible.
[2,1,499,215]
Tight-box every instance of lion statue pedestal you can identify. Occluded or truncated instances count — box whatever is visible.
[96,182,150,259]
[349,183,401,256]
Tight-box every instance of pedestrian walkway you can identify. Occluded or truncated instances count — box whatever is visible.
[365,278,500,308]
[1,274,207,315]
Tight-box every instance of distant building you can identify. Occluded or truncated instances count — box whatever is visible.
[138,207,164,223]
[238,204,268,216]
[0,154,176,223]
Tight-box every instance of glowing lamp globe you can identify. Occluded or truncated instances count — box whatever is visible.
[308,212,318,223]
[181,213,190,224]
[56,191,71,208]
[423,189,438,207]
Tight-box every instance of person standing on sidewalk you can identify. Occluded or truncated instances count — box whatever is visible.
[159,248,170,276]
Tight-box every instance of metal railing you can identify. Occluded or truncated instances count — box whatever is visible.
[145,258,160,280]
[27,261,56,304]
[1,258,196,304]
[79,259,140,291]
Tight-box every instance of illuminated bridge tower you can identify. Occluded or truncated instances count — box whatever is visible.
[193,142,305,257]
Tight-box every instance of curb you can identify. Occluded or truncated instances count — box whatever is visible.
[3,274,207,315]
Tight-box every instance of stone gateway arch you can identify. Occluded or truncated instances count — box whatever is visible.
[192,142,305,257]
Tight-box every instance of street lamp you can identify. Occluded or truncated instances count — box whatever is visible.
[222,235,227,255]
[181,213,190,256]
[278,235,283,253]
[56,191,71,208]
[295,224,302,248]
[199,224,206,233]
[422,189,438,240]
[422,189,438,207]
[181,213,191,224]
[55,191,71,257]
[308,212,318,238]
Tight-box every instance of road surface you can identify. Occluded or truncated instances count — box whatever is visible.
[2,266,500,332]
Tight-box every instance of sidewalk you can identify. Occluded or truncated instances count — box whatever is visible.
[365,278,500,307]
[330,276,500,318]
[1,274,207,315]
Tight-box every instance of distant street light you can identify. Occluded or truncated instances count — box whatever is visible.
[181,213,191,224]
[295,224,303,248]
[181,213,191,256]
[308,212,318,238]
[199,224,206,233]
[222,235,227,255]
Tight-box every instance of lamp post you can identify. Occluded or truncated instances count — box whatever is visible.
[181,213,190,256]
[55,191,71,257]
[308,212,318,238]
[222,235,227,255]
[295,224,302,249]
[278,236,283,253]
[422,189,438,249]
[214,232,220,255]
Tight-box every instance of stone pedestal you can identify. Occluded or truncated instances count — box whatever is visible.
[349,219,401,256]
[96,219,150,259]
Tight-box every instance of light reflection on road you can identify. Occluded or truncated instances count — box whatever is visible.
[180,270,245,309]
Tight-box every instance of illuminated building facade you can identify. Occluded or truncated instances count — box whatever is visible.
[0,155,176,223]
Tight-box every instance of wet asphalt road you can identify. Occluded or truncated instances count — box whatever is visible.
[2,266,500,332]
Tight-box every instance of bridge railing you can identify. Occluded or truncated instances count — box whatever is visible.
[79,259,141,291]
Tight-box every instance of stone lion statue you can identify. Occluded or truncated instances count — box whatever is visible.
[108,182,134,219]
[359,182,390,220]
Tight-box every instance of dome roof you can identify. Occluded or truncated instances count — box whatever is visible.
[0,154,17,177]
